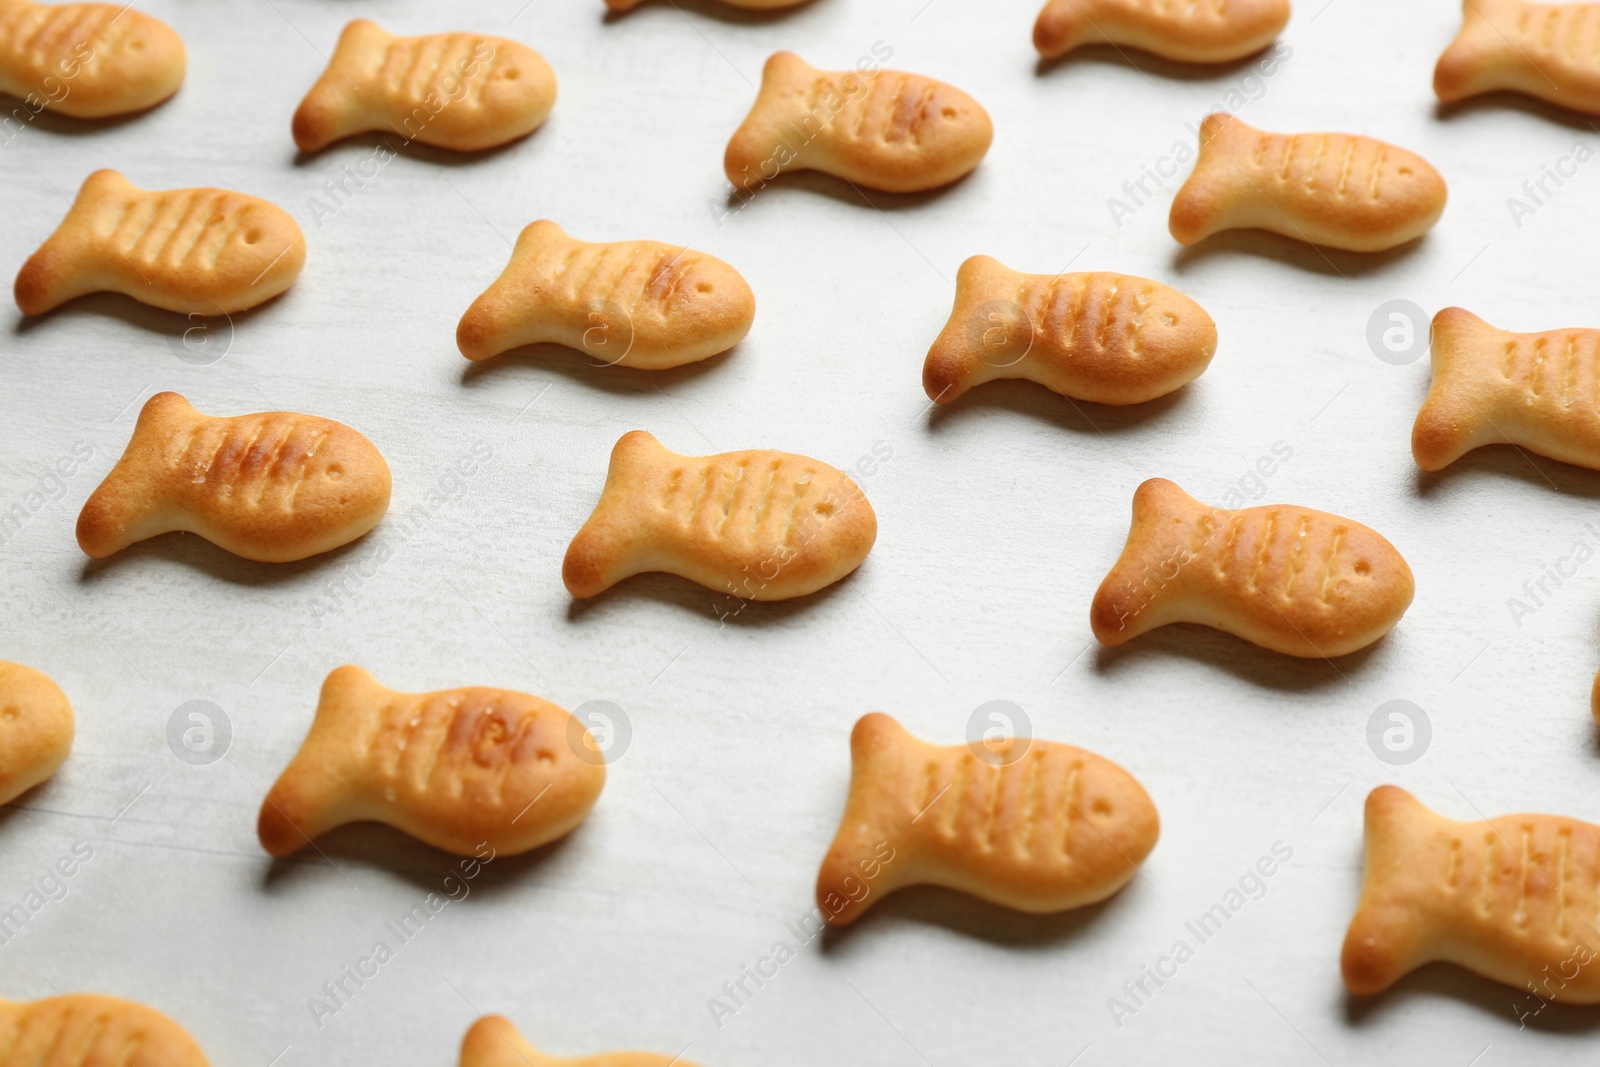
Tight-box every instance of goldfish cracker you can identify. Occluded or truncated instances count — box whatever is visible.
[259,666,606,858]
[1434,0,1600,113]
[1168,114,1447,252]
[0,993,209,1065]
[1413,307,1600,472]
[459,1016,704,1067]
[1090,478,1413,658]
[292,19,556,153]
[0,0,185,118]
[1033,0,1289,62]
[724,51,992,195]
[0,661,72,806]
[816,713,1159,925]
[922,257,1216,406]
[76,392,390,563]
[1343,786,1600,1001]
[456,221,754,368]
[14,169,304,317]
[563,431,877,601]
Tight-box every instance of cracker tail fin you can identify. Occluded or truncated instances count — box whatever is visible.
[1090,478,1218,646]
[922,255,1026,404]
[1168,113,1255,246]
[258,665,387,857]
[1341,785,1439,996]
[1033,0,1098,58]
[562,430,672,598]
[723,51,816,191]
[456,220,568,361]
[1433,0,1521,103]
[292,19,388,152]
[816,712,913,928]
[14,169,133,316]
[256,770,338,858]
[1411,306,1501,472]
[459,1015,547,1067]
[75,390,203,558]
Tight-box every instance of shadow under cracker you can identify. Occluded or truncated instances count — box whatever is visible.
[458,341,736,394]
[926,379,1193,435]
[1033,42,1274,81]
[1433,91,1600,132]
[563,564,860,626]
[0,774,73,830]
[12,289,284,339]
[77,529,370,587]
[724,168,974,216]
[0,93,168,137]
[1170,229,1427,279]
[1343,962,1600,1033]
[1092,626,1383,693]
[602,0,819,25]
[259,821,578,895]
[289,127,543,170]
[819,885,1129,952]
[1411,447,1600,501]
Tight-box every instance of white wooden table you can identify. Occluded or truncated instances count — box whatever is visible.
[2,0,1596,1062]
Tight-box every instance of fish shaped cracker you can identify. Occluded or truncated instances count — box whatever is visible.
[0,660,72,807]
[1343,785,1600,1002]
[724,51,992,194]
[0,993,209,1066]
[259,665,606,858]
[1169,113,1447,252]
[1033,0,1289,62]
[1413,307,1600,472]
[1435,0,1600,113]
[0,0,185,118]
[460,1016,703,1067]
[563,430,877,601]
[817,713,1158,926]
[456,220,755,368]
[77,391,390,563]
[293,19,556,153]
[923,256,1217,406]
[1090,478,1414,658]
[14,169,305,316]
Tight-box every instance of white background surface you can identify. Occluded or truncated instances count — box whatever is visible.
[3,0,1600,1063]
